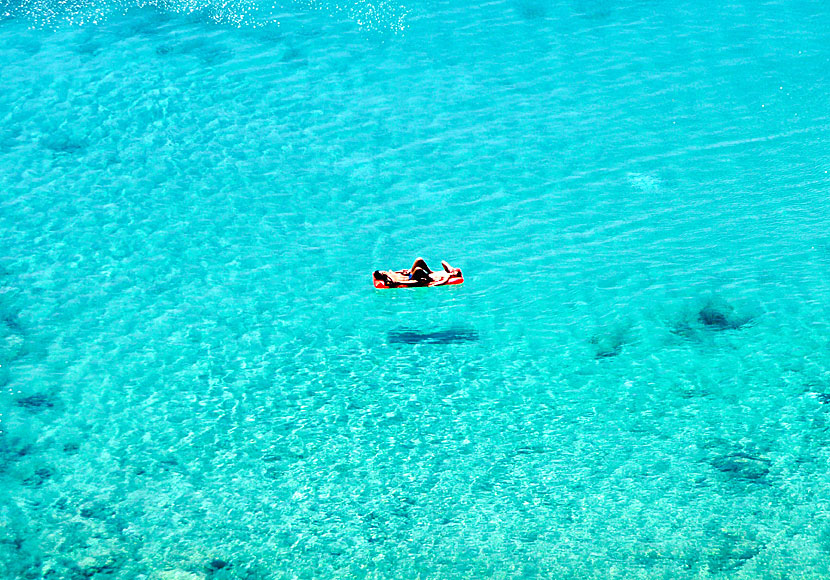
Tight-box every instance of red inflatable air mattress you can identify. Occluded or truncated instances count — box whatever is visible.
[373,271,464,289]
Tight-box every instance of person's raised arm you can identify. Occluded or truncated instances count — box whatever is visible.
[428,271,455,286]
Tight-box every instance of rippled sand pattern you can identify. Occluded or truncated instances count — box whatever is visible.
[2,0,830,578]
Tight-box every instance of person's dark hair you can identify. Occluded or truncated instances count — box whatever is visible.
[374,271,396,286]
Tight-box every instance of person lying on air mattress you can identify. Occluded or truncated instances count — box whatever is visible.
[373,258,463,288]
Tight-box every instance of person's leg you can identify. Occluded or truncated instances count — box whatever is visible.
[411,267,432,284]
[411,257,432,273]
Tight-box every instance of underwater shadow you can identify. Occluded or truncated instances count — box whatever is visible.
[388,327,479,345]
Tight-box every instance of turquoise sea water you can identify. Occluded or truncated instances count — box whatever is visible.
[2,0,830,577]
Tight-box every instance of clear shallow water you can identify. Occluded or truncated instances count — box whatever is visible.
[2,0,830,578]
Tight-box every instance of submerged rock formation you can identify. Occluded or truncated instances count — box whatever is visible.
[589,327,629,359]
[698,296,753,330]
[711,451,771,482]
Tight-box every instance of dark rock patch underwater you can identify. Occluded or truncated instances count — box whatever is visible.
[589,322,631,359]
[710,451,771,483]
[39,130,88,154]
[671,294,756,338]
[704,527,763,573]
[698,295,753,330]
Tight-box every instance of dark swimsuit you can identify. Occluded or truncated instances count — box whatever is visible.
[409,268,432,285]
[373,268,431,287]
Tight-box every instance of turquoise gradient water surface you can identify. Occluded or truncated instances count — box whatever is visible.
[2,0,830,578]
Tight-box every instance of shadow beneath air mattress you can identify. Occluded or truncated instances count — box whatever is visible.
[388,327,479,345]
